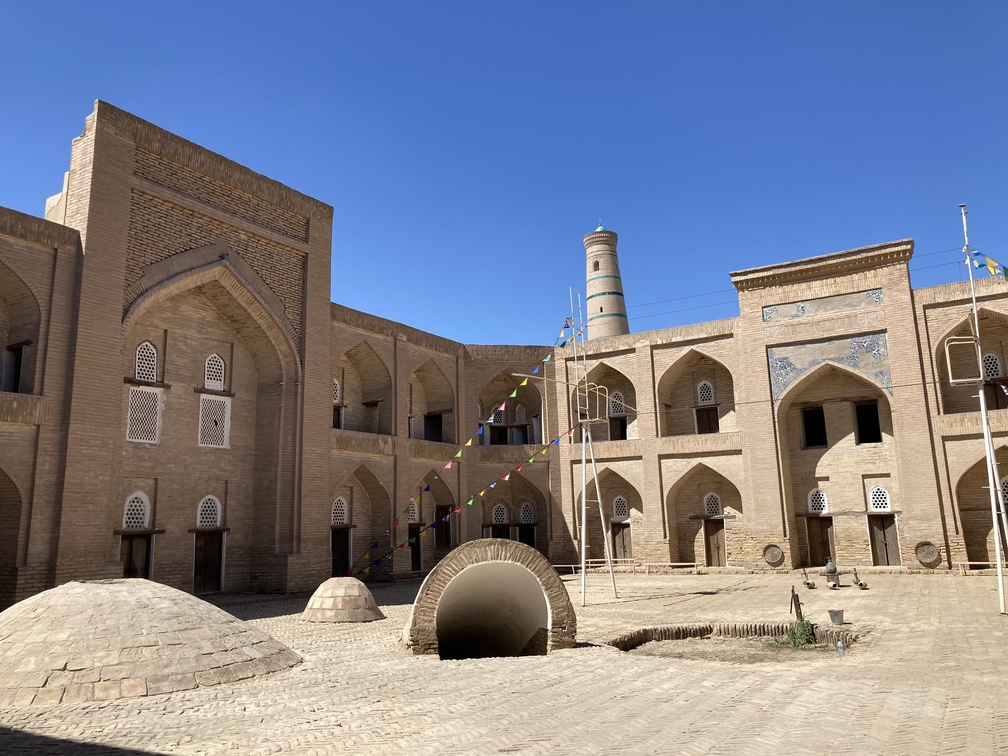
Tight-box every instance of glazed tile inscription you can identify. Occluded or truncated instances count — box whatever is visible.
[762,289,883,323]
[767,332,892,402]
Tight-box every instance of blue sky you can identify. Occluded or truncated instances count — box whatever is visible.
[1,2,1005,345]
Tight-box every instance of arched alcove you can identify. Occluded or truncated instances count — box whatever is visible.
[665,462,743,567]
[570,363,637,441]
[333,465,391,579]
[408,360,456,444]
[478,370,543,445]
[935,308,1008,415]
[0,259,42,394]
[0,466,23,607]
[656,349,737,436]
[575,468,642,561]
[403,539,576,658]
[336,341,393,434]
[955,450,1008,564]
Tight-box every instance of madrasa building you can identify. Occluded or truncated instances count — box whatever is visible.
[0,101,1004,606]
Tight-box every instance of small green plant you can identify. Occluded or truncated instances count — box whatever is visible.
[787,618,815,648]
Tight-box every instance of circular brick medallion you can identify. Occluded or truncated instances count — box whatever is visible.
[763,544,784,567]
[915,541,942,569]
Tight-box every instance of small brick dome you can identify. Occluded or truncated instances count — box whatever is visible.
[301,577,385,623]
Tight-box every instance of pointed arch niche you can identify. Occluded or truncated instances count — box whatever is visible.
[656,349,737,437]
[334,341,393,435]
[955,449,1008,565]
[569,362,637,441]
[935,308,1008,415]
[574,468,642,561]
[408,359,456,444]
[478,370,543,446]
[333,465,392,579]
[665,463,743,567]
[479,472,549,553]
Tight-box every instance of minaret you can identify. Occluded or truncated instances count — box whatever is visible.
[584,221,629,339]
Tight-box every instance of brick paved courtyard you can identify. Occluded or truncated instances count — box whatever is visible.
[1,572,1007,754]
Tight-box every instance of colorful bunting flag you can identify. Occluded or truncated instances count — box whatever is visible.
[520,378,528,386]
[423,485,430,492]
[454,449,462,458]
[502,473,510,481]
[532,365,540,374]
[509,389,518,398]
[466,497,474,506]
[444,461,452,469]
[465,439,473,447]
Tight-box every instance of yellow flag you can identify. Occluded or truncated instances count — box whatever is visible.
[465,439,473,447]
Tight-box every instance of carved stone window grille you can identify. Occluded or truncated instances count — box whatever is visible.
[697,381,715,406]
[408,500,419,523]
[869,486,891,512]
[127,386,162,444]
[204,354,225,391]
[123,494,150,530]
[983,353,1002,379]
[492,408,504,424]
[197,496,222,528]
[515,403,527,425]
[135,341,157,382]
[332,496,348,525]
[610,391,626,417]
[1001,477,1008,505]
[333,379,341,404]
[808,488,828,514]
[198,395,231,448]
[492,504,508,525]
[519,501,535,524]
[704,492,723,517]
[613,495,629,520]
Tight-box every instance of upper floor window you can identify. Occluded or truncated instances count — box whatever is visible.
[204,354,225,391]
[135,341,157,383]
[197,496,222,528]
[610,392,627,417]
[613,495,629,520]
[332,379,343,429]
[519,501,536,524]
[802,406,827,448]
[198,395,231,448]
[697,381,715,406]
[127,386,163,444]
[408,499,420,523]
[492,504,509,525]
[855,401,882,444]
[593,260,600,272]
[983,353,1002,379]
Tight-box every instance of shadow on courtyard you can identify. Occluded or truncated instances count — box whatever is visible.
[0,727,159,754]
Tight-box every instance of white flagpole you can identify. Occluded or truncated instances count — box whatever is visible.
[961,204,1006,615]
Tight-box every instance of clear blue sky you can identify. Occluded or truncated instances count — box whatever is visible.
[2,2,1005,345]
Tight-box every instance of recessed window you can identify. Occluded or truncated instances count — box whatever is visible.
[1,343,25,393]
[408,499,420,523]
[697,381,715,405]
[695,407,719,434]
[123,493,150,530]
[808,489,828,514]
[127,386,163,444]
[613,496,629,520]
[802,407,827,448]
[855,401,882,444]
[868,486,891,512]
[332,379,343,429]
[197,496,222,528]
[593,260,600,272]
[983,353,1002,379]
[135,341,157,382]
[520,502,535,524]
[704,492,722,517]
[198,395,231,448]
[492,504,508,525]
[332,497,348,525]
[204,354,225,391]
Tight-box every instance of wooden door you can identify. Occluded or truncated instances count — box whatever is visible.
[609,416,627,441]
[409,525,422,571]
[807,517,834,568]
[869,515,901,566]
[704,520,726,567]
[331,528,351,576]
[122,535,151,578]
[193,532,223,593]
[612,523,632,560]
[491,525,510,539]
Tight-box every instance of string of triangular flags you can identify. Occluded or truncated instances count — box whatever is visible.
[345,319,579,575]
[350,423,578,576]
[970,249,1008,282]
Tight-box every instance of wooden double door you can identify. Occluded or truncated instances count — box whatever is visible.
[807,517,834,568]
[869,514,901,566]
[612,522,632,560]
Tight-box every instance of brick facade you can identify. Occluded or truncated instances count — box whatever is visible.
[0,101,1004,607]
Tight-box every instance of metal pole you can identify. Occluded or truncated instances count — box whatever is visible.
[586,429,618,598]
[961,204,1007,614]
[580,421,587,607]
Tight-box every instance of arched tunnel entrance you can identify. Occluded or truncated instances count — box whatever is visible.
[436,562,549,659]
[403,539,576,659]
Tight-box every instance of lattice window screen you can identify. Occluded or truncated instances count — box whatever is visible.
[197,497,221,528]
[408,500,419,523]
[808,489,828,514]
[704,492,723,516]
[332,497,348,525]
[1001,477,1008,506]
[198,395,231,448]
[333,379,341,404]
[520,501,535,524]
[983,353,1002,379]
[613,496,629,519]
[610,391,626,416]
[492,408,504,424]
[869,486,891,512]
[492,504,508,525]
[127,386,162,444]
[697,381,715,405]
[123,495,149,529]
[204,354,225,391]
[135,342,157,382]
[515,403,527,425]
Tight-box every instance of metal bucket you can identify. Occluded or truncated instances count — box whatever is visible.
[827,608,844,625]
